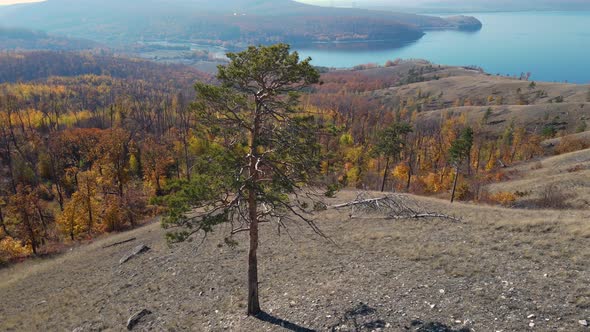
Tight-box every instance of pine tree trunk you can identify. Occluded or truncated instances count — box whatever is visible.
[475,144,482,174]
[49,155,65,211]
[24,212,37,255]
[55,182,65,211]
[451,165,460,203]
[183,131,191,181]
[381,157,390,192]
[247,102,262,316]
[247,191,261,316]
[406,164,412,192]
[70,217,75,241]
[406,152,414,192]
[2,133,17,194]
[0,206,11,237]
[86,183,94,236]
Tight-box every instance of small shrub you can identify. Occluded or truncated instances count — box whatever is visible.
[455,183,472,201]
[555,136,590,155]
[484,171,510,182]
[482,107,493,124]
[531,161,543,170]
[567,164,587,173]
[493,171,509,182]
[534,185,572,209]
[488,192,517,207]
[324,183,340,198]
[515,190,531,197]
[313,201,328,211]
[541,125,557,138]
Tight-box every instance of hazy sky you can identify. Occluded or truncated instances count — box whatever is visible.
[0,0,44,5]
[296,0,434,5]
[0,0,428,5]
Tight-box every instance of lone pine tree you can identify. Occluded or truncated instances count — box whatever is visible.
[160,44,326,316]
[374,123,413,192]
[449,127,474,203]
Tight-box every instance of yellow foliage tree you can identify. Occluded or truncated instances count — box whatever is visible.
[0,237,33,262]
[57,197,84,241]
[57,171,101,240]
[421,172,443,193]
[392,163,410,190]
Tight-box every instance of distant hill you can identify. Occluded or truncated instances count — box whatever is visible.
[423,0,590,12]
[353,0,590,13]
[0,51,210,84]
[0,27,99,51]
[0,0,481,46]
[309,60,590,141]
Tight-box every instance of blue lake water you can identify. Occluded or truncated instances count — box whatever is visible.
[295,11,590,84]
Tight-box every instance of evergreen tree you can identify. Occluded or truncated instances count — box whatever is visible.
[374,123,412,192]
[449,127,474,203]
[160,44,325,316]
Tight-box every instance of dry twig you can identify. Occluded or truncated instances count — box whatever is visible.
[331,192,461,222]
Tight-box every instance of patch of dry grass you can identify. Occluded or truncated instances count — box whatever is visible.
[487,148,590,209]
[1,191,590,331]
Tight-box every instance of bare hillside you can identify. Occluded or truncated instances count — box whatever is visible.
[418,103,590,136]
[1,192,590,331]
[363,67,590,134]
[487,148,590,209]
[388,74,590,105]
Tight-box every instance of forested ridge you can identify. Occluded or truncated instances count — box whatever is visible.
[0,27,99,52]
[0,51,211,84]
[0,0,480,46]
[0,50,585,263]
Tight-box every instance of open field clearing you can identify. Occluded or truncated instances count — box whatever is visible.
[416,103,590,135]
[1,191,590,331]
[387,76,590,106]
[487,148,590,209]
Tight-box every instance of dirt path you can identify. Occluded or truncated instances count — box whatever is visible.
[1,192,589,331]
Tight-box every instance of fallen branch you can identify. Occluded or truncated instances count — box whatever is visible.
[391,213,461,222]
[126,309,152,330]
[354,213,461,222]
[102,237,136,249]
[331,197,390,209]
[119,244,150,265]
[331,192,460,222]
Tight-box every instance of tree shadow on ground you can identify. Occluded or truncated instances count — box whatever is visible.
[254,304,471,332]
[255,311,317,332]
[329,303,387,331]
[411,319,471,332]
[328,302,471,332]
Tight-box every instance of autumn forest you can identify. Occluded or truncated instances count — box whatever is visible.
[1,49,579,264]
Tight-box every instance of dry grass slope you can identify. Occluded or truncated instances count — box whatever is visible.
[487,148,590,209]
[418,103,590,135]
[390,76,590,105]
[365,66,590,134]
[1,191,590,331]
